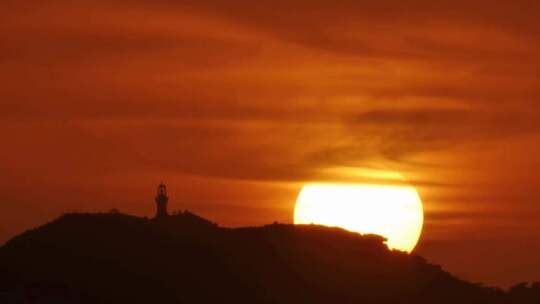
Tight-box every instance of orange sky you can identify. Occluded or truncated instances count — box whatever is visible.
[2,0,540,287]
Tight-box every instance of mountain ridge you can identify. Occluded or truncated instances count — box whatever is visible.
[1,211,538,303]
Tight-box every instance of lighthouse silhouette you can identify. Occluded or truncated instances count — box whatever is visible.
[155,182,169,219]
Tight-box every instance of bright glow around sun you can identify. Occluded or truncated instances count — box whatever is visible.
[294,183,424,252]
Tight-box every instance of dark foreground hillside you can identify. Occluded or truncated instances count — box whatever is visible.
[0,212,538,304]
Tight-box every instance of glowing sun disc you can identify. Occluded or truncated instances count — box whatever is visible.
[294,183,424,252]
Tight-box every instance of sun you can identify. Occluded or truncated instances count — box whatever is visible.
[294,183,424,252]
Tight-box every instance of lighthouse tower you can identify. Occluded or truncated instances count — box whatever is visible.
[155,182,169,219]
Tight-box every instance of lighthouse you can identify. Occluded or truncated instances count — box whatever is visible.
[155,182,169,219]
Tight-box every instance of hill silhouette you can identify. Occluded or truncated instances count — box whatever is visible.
[0,211,539,303]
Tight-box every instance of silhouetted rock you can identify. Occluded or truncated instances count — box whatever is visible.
[0,212,536,303]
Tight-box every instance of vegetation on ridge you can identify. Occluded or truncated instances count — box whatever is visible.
[0,212,538,303]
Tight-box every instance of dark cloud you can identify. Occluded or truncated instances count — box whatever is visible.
[0,30,258,66]
[344,109,540,160]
